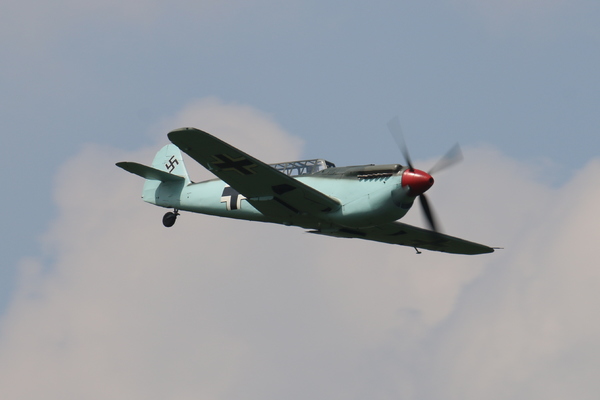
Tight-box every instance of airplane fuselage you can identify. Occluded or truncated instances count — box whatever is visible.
[144,164,416,230]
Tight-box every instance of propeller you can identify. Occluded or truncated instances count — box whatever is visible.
[387,117,414,170]
[387,116,463,233]
[428,143,463,175]
[418,192,438,232]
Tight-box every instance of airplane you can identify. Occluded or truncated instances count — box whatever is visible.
[117,123,495,255]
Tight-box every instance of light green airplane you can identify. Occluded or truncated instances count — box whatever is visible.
[117,126,494,255]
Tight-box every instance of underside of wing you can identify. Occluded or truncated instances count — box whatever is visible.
[167,128,340,217]
[310,221,494,255]
[116,162,185,182]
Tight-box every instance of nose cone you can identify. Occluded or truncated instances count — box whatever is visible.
[402,168,434,196]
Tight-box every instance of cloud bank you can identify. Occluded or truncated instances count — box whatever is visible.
[1,99,599,399]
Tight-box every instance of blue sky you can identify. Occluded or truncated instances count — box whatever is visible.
[1,1,600,398]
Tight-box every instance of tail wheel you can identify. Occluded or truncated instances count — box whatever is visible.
[162,210,179,227]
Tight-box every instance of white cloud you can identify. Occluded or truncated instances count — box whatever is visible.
[1,98,599,399]
[413,159,600,400]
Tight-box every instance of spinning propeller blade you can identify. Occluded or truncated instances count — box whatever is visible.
[419,193,438,232]
[387,116,414,170]
[428,143,463,175]
[387,117,463,233]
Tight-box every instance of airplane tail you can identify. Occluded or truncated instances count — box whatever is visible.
[149,144,191,183]
[117,144,191,207]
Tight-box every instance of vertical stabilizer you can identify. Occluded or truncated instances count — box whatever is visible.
[142,144,191,206]
[150,144,191,184]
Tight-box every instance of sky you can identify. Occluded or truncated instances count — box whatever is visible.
[1,0,599,399]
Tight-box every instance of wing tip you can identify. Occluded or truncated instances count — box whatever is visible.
[116,161,134,170]
[168,127,202,138]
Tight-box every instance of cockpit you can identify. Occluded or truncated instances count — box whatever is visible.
[269,159,336,177]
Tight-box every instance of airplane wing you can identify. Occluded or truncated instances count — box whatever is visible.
[167,128,340,217]
[310,221,494,255]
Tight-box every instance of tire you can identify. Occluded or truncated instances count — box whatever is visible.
[162,212,177,227]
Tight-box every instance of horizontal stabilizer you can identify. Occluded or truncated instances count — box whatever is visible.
[116,162,185,182]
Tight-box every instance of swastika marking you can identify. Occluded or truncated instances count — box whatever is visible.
[165,155,179,173]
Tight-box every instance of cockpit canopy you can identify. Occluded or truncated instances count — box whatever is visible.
[269,159,336,177]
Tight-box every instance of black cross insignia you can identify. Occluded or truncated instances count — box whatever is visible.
[221,185,246,211]
[165,155,179,173]
[211,154,257,176]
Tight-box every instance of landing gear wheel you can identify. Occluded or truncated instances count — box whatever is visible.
[162,210,179,227]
